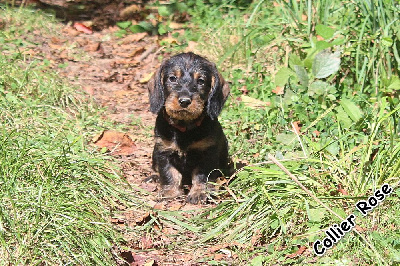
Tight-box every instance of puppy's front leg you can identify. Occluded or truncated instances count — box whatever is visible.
[158,161,184,199]
[187,168,208,204]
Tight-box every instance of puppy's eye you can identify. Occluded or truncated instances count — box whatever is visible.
[169,76,177,82]
[197,78,205,85]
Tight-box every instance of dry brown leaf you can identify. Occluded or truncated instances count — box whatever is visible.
[122,32,147,44]
[292,121,302,134]
[214,254,225,260]
[285,246,307,258]
[93,130,137,156]
[272,86,285,95]
[144,260,156,266]
[73,22,93,34]
[135,212,151,225]
[241,95,270,109]
[84,42,101,52]
[130,47,146,57]
[168,202,183,211]
[140,236,153,249]
[337,184,349,195]
[120,4,141,19]
[140,72,154,83]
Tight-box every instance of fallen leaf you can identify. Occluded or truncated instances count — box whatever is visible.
[110,217,124,224]
[73,22,93,34]
[140,182,158,192]
[240,95,270,109]
[214,254,225,260]
[313,130,320,137]
[122,32,147,44]
[140,72,154,83]
[140,236,153,249]
[168,202,183,211]
[272,86,285,95]
[153,202,166,210]
[169,22,185,29]
[93,130,137,156]
[130,46,146,57]
[120,4,141,19]
[292,121,302,134]
[337,184,349,195]
[144,259,155,266]
[355,225,367,232]
[136,212,151,226]
[286,246,307,258]
[316,35,324,41]
[84,42,101,52]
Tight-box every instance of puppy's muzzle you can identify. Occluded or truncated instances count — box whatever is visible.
[178,97,192,108]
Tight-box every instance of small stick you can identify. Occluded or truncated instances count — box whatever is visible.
[138,44,157,61]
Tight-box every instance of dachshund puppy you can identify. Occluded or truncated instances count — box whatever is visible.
[147,52,230,204]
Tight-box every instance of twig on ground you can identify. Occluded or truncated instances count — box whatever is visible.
[139,44,157,62]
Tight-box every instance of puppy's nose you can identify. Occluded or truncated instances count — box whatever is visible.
[178,98,191,108]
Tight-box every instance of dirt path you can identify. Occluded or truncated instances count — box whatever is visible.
[22,14,228,265]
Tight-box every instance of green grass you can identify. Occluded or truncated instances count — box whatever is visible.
[1,1,399,265]
[168,0,400,264]
[0,7,144,265]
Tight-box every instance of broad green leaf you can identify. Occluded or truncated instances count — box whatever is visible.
[315,24,335,40]
[138,21,154,32]
[326,142,339,156]
[294,65,309,86]
[312,50,341,78]
[276,132,296,145]
[275,67,295,87]
[158,6,171,17]
[388,76,400,91]
[382,37,393,47]
[308,208,326,222]
[309,80,328,96]
[116,21,131,29]
[316,40,333,50]
[129,24,146,33]
[250,256,265,266]
[340,99,363,122]
[336,105,352,128]
[289,54,302,67]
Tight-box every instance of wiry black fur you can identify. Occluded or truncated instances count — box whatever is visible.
[148,52,231,204]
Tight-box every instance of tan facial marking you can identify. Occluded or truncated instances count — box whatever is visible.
[193,72,201,80]
[165,92,205,121]
[174,68,182,79]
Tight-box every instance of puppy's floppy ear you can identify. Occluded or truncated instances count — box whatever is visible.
[207,64,230,120]
[148,63,165,114]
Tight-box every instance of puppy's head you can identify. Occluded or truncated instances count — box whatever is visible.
[148,52,230,121]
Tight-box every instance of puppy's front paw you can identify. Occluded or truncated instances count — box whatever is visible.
[186,186,207,204]
[160,185,184,199]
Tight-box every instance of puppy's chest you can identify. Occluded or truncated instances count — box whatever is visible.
[157,132,216,158]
